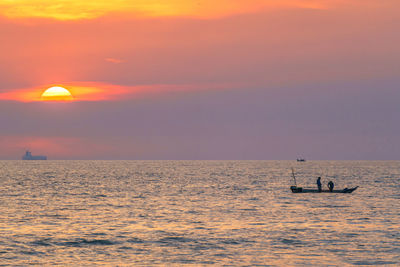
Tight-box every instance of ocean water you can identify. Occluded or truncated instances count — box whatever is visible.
[0,160,399,266]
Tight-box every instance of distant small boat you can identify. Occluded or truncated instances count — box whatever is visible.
[22,150,47,160]
[297,158,306,162]
[290,186,358,194]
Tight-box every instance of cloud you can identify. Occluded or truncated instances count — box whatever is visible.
[105,58,124,64]
[0,0,343,21]
[0,82,231,102]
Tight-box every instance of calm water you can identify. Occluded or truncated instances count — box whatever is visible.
[0,161,399,266]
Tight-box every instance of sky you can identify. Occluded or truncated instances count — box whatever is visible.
[0,0,399,160]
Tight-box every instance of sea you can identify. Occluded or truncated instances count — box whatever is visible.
[0,160,399,266]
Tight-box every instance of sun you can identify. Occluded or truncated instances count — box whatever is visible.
[41,86,74,101]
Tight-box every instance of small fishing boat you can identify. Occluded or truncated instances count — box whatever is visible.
[290,186,358,193]
[289,168,358,194]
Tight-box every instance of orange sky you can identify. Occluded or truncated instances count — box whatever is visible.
[1,0,394,21]
[1,0,398,103]
[0,0,338,20]
[0,0,399,159]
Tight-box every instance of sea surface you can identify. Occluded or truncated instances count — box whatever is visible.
[0,160,399,266]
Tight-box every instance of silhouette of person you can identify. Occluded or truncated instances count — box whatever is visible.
[328,181,334,192]
[317,177,322,192]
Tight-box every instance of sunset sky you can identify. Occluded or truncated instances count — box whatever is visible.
[0,0,399,159]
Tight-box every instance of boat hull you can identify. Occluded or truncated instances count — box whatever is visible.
[290,186,358,193]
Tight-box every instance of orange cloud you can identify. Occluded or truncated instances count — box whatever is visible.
[105,58,124,64]
[0,82,231,102]
[0,0,341,21]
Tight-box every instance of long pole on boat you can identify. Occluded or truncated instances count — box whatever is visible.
[291,168,297,186]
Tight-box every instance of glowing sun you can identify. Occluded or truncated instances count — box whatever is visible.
[41,86,74,101]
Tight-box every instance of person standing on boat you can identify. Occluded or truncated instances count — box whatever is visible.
[328,181,334,192]
[316,177,322,192]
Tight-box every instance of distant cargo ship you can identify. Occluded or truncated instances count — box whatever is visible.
[22,150,47,160]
